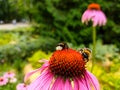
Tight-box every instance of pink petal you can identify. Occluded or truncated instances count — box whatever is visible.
[97,12,105,26]
[40,61,49,72]
[16,83,28,90]
[24,67,41,82]
[81,76,91,90]
[76,77,89,90]
[27,70,51,90]
[64,79,72,90]
[100,11,107,25]
[73,78,79,90]
[51,77,64,90]
[81,10,96,25]
[35,71,54,90]
[0,77,8,86]
[85,70,100,90]
[38,59,49,63]
[82,9,107,27]
[3,72,15,79]
[92,11,107,27]
[24,60,49,82]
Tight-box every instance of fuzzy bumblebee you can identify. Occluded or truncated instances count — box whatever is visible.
[79,48,92,62]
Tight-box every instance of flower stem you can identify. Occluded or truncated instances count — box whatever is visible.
[91,26,96,72]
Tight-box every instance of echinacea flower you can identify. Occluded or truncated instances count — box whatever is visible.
[81,3,107,27]
[16,83,28,90]
[3,71,15,79]
[25,42,100,90]
[0,77,8,86]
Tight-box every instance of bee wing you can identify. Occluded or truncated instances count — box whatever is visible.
[84,48,92,53]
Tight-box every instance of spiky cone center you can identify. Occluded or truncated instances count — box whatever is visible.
[49,49,86,78]
[88,3,101,10]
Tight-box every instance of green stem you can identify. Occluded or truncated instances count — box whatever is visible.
[91,26,96,72]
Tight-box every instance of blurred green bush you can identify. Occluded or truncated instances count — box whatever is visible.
[0,31,58,64]
[89,40,119,61]
[92,58,120,90]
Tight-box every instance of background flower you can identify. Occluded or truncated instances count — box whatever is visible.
[81,3,107,71]
[9,77,17,83]
[0,77,8,86]
[81,3,107,27]
[3,72,15,79]
[16,83,28,90]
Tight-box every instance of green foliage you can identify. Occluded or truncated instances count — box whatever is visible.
[89,40,119,61]
[28,50,51,68]
[0,27,33,46]
[0,83,17,90]
[92,58,120,90]
[0,32,12,45]
[0,36,58,64]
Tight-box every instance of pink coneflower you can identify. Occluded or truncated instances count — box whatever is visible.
[0,77,8,86]
[9,77,17,83]
[25,43,100,90]
[16,83,28,90]
[81,3,107,27]
[3,71,15,79]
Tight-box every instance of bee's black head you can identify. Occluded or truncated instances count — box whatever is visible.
[56,42,69,50]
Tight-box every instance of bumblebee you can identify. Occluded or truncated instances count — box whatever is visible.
[79,48,92,62]
[56,42,69,50]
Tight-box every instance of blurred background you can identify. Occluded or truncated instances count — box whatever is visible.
[0,0,120,90]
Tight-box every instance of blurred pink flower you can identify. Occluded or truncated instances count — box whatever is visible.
[0,77,8,86]
[9,77,17,83]
[16,83,28,90]
[81,3,107,27]
[3,71,15,79]
[24,43,100,90]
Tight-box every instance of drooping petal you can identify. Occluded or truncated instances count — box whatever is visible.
[81,76,91,90]
[81,10,90,23]
[82,8,107,27]
[40,60,49,72]
[99,11,107,25]
[51,77,64,90]
[85,70,100,90]
[64,79,72,90]
[76,77,89,90]
[27,70,53,90]
[35,71,54,90]
[87,10,96,21]
[24,60,49,82]
[73,78,79,90]
[81,10,95,25]
[91,10,107,27]
[24,67,41,82]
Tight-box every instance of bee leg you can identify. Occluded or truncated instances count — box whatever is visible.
[84,58,89,63]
